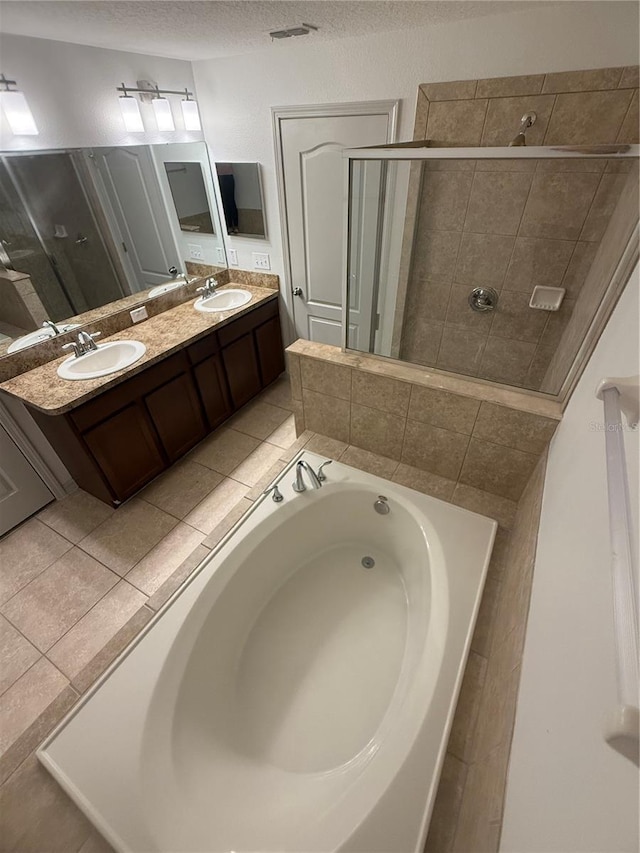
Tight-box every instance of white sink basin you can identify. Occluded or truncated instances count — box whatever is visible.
[7,324,80,354]
[194,289,252,313]
[148,281,183,298]
[57,340,146,381]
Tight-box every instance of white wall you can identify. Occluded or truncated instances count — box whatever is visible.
[193,0,639,308]
[0,34,203,151]
[501,269,640,853]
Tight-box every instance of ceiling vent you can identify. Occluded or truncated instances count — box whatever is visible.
[269,23,318,40]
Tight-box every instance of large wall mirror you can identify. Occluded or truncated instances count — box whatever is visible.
[0,142,226,357]
[215,162,266,238]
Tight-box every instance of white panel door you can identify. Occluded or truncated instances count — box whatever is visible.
[279,110,392,344]
[0,425,53,536]
[92,147,180,291]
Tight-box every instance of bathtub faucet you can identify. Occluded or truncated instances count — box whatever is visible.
[293,459,322,492]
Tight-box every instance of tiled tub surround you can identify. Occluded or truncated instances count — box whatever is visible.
[287,340,560,502]
[399,65,639,389]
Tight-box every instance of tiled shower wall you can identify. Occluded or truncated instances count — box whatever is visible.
[400,66,639,389]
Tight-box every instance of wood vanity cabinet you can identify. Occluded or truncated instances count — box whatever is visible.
[28,298,284,506]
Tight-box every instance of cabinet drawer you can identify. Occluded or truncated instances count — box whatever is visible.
[218,299,278,348]
[187,331,220,366]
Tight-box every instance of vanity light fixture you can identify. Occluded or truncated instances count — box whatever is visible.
[151,87,175,132]
[117,82,200,133]
[181,90,201,131]
[118,86,144,133]
[0,74,38,135]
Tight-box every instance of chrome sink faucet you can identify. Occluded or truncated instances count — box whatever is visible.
[293,459,322,492]
[42,320,61,335]
[196,277,218,299]
[62,330,101,358]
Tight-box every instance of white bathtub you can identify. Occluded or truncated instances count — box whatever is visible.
[38,450,496,853]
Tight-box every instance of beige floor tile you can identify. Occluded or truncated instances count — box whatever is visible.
[47,580,147,679]
[451,484,517,530]
[125,523,205,595]
[0,658,68,756]
[146,544,210,612]
[37,489,114,544]
[392,463,457,501]
[0,519,72,606]
[229,441,285,487]
[256,375,295,411]
[266,414,297,449]
[228,400,290,440]
[202,498,255,549]
[245,460,288,501]
[424,752,469,853]
[340,446,399,480]
[304,434,348,460]
[279,429,315,462]
[2,549,118,652]
[0,616,40,697]
[184,477,250,534]
[79,830,116,853]
[189,427,260,475]
[471,576,502,658]
[77,498,178,575]
[0,754,92,852]
[140,459,223,519]
[448,651,488,763]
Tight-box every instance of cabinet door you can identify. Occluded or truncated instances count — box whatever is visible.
[83,404,165,502]
[254,316,285,387]
[144,373,206,462]
[222,333,262,409]
[193,354,232,429]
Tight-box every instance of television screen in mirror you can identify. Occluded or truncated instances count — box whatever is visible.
[164,161,215,235]
[215,162,266,238]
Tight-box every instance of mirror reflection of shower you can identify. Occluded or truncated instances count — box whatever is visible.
[215,162,267,238]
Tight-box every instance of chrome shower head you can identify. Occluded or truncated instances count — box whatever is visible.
[509,112,537,146]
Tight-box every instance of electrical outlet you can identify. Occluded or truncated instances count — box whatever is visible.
[216,247,226,265]
[188,243,203,261]
[228,248,238,266]
[130,306,148,323]
[253,252,271,270]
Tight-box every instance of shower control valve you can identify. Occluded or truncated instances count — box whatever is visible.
[263,484,284,503]
[317,460,333,481]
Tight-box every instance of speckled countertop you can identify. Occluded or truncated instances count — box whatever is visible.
[0,284,277,415]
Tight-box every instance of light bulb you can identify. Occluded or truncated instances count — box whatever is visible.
[152,97,175,132]
[118,95,144,132]
[181,98,201,131]
[0,90,38,135]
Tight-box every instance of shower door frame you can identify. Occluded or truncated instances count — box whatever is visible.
[342,143,640,409]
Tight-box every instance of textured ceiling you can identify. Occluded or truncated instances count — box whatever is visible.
[0,0,549,61]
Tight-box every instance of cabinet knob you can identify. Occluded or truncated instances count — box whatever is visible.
[292,287,303,297]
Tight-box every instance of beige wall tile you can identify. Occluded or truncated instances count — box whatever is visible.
[0,616,39,697]
[2,549,118,653]
[350,403,405,460]
[422,80,478,101]
[455,233,515,286]
[480,337,536,386]
[580,173,629,242]
[401,317,443,366]
[300,357,351,400]
[537,298,575,349]
[302,388,350,443]
[37,490,114,545]
[408,385,480,434]
[525,344,555,390]
[285,352,302,400]
[504,236,575,292]
[413,88,429,140]
[140,460,223,519]
[474,159,537,173]
[424,752,468,853]
[542,66,624,93]
[446,285,494,333]
[351,371,411,417]
[561,241,598,296]
[464,171,533,236]
[490,290,548,343]
[291,398,305,434]
[412,230,461,280]
[47,580,146,679]
[279,429,314,462]
[227,400,290,440]
[405,279,451,323]
[472,640,522,763]
[392,463,456,501]
[476,74,544,98]
[617,89,639,143]
[437,327,487,377]
[452,744,509,853]
[487,527,511,581]
[125,523,205,595]
[340,446,399,479]
[471,576,502,658]
[304,434,348,460]
[473,402,557,454]
[0,754,92,852]
[544,89,634,144]
[77,499,178,576]
[520,171,600,241]
[79,831,115,853]
[418,171,473,232]
[451,484,517,529]
[0,520,72,606]
[619,66,640,88]
[426,99,488,146]
[448,651,488,763]
[0,658,67,757]
[189,427,260,475]
[402,420,469,480]
[481,94,556,146]
[459,438,539,501]
[534,157,606,174]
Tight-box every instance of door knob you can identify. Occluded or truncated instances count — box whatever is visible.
[292,287,303,297]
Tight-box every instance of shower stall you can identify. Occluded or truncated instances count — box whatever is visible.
[343,142,639,397]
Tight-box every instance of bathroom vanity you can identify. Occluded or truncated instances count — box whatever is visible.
[0,288,284,506]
